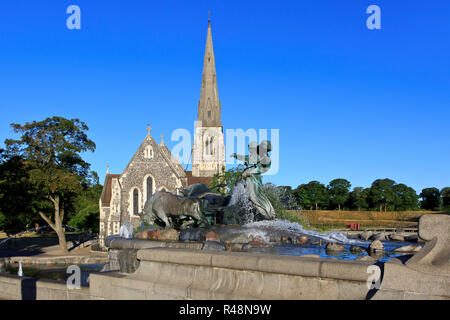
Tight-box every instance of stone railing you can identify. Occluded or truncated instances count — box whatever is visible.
[91,249,377,299]
[0,274,91,300]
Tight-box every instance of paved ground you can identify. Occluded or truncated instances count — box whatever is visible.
[0,233,106,259]
[1,246,106,260]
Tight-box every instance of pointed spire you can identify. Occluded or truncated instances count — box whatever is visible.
[198,15,222,127]
[106,164,109,175]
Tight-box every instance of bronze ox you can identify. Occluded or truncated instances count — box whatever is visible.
[139,190,209,228]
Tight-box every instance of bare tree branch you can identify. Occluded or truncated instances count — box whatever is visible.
[38,211,55,229]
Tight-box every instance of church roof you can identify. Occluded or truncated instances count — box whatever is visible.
[100,174,120,206]
[159,139,186,179]
[185,170,212,186]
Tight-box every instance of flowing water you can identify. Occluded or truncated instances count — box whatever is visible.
[228,182,360,244]
[227,182,257,224]
[216,218,421,262]
[241,219,360,244]
[253,241,417,262]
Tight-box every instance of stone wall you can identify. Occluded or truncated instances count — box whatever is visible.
[2,246,449,300]
[0,274,91,300]
[89,247,449,300]
[89,248,378,300]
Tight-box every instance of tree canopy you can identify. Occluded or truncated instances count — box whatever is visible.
[4,117,96,252]
[440,187,450,210]
[261,177,447,213]
[294,181,329,210]
[420,187,441,211]
[328,178,351,211]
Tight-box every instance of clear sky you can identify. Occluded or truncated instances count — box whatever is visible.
[0,0,449,193]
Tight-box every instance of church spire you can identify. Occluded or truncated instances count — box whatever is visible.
[192,16,226,178]
[198,15,222,127]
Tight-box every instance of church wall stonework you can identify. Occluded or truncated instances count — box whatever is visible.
[192,125,225,177]
[119,134,185,228]
[99,133,187,247]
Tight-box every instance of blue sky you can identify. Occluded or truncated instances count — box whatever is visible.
[0,0,449,193]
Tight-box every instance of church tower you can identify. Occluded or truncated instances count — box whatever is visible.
[192,16,226,177]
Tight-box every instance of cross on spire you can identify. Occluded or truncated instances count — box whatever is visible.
[146,124,152,135]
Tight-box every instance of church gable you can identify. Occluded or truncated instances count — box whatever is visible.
[121,133,163,175]
[119,131,186,223]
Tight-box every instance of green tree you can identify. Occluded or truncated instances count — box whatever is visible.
[209,165,245,195]
[347,187,369,211]
[278,185,298,210]
[328,178,351,211]
[392,184,419,211]
[420,187,441,211]
[68,178,102,232]
[440,187,450,210]
[0,151,44,234]
[368,179,396,212]
[294,181,329,210]
[68,204,99,232]
[5,117,96,253]
[293,184,311,210]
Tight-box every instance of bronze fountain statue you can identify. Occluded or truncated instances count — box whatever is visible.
[139,140,275,229]
[230,140,276,220]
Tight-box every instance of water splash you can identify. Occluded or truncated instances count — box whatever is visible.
[241,219,364,244]
[227,181,256,224]
[18,261,23,277]
[226,183,362,244]
[119,220,133,239]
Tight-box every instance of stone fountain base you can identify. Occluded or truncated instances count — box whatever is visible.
[103,223,319,273]
[90,246,449,300]
[90,214,450,300]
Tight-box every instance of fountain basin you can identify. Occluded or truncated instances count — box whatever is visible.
[88,214,449,300]
[1,215,448,300]
[104,226,422,274]
[90,245,449,300]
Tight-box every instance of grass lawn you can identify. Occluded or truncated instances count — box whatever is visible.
[283,209,447,229]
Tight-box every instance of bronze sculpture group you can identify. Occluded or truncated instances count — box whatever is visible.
[139,140,275,229]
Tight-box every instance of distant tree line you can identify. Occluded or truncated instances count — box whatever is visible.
[268,178,450,212]
[210,166,449,213]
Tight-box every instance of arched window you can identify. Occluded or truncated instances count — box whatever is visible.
[205,137,214,155]
[146,176,153,200]
[210,137,214,155]
[133,189,139,215]
[144,145,153,159]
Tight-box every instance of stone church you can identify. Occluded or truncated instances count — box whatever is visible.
[98,18,225,248]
